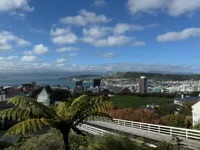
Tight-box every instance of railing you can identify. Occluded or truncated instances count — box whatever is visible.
[79,123,157,148]
[96,118,200,140]
[77,124,112,136]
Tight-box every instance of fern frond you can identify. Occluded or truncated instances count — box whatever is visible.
[0,108,30,120]
[8,96,57,119]
[5,118,46,135]
[69,95,112,125]
[56,102,71,120]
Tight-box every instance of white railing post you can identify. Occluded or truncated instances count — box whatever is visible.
[170,128,172,135]
[140,123,141,130]
[186,130,188,139]
[158,126,160,133]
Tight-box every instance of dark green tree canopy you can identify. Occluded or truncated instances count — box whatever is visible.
[50,89,71,102]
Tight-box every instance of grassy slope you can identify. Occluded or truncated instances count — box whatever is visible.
[110,95,173,109]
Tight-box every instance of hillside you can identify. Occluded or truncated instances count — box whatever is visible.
[106,72,200,81]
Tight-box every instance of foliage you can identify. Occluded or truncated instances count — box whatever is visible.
[87,134,141,150]
[120,88,132,95]
[161,114,187,128]
[156,142,180,150]
[0,95,112,150]
[157,104,177,116]
[179,107,192,116]
[109,108,162,124]
[179,102,194,116]
[4,132,149,150]
[5,133,64,150]
[110,95,173,109]
[193,123,200,130]
[50,89,71,102]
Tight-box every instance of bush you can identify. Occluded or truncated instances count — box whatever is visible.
[162,114,187,128]
[87,134,143,150]
[5,133,64,150]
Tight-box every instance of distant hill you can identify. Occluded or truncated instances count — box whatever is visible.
[106,72,200,81]
[61,74,101,80]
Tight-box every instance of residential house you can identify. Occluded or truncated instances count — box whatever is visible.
[37,88,50,105]
[192,101,200,126]
[4,88,26,100]
[174,95,200,106]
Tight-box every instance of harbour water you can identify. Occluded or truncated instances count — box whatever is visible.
[0,76,93,89]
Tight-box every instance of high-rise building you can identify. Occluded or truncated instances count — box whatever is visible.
[74,80,84,94]
[139,76,148,94]
[93,79,101,87]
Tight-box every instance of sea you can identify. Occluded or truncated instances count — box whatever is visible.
[0,76,93,89]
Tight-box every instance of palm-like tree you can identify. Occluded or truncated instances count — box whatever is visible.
[0,95,112,150]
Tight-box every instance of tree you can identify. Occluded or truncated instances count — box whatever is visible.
[50,89,71,103]
[162,114,186,127]
[109,108,162,124]
[0,95,112,150]
[157,104,177,116]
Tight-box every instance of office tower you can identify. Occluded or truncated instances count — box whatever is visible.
[93,79,101,87]
[139,76,147,94]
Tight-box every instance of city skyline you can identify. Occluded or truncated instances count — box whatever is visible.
[1,0,200,74]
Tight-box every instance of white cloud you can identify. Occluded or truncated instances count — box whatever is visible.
[24,44,49,55]
[102,52,115,58]
[0,30,30,51]
[157,27,200,42]
[69,53,77,57]
[81,24,145,47]
[56,58,66,63]
[132,41,146,46]
[127,0,164,16]
[167,0,200,16]
[50,28,78,45]
[56,47,80,52]
[93,0,107,7]
[0,61,197,74]
[113,23,144,35]
[82,35,131,47]
[127,0,200,17]
[55,63,64,67]
[60,9,109,26]
[33,44,49,55]
[51,10,145,47]
[82,26,109,38]
[21,55,37,62]
[0,56,18,61]
[0,0,33,16]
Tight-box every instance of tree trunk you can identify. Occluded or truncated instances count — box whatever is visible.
[59,125,70,150]
[62,130,70,150]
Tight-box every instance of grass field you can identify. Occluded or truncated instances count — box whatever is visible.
[110,95,173,109]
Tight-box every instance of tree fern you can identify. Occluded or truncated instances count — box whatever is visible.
[0,95,112,150]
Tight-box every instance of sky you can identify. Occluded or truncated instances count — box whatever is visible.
[1,0,200,74]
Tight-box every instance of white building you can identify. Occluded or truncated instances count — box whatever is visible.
[37,88,50,106]
[192,101,200,126]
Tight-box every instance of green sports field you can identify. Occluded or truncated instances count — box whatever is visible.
[110,95,173,109]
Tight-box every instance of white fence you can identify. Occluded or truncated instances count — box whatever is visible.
[101,118,200,140]
[78,124,112,136]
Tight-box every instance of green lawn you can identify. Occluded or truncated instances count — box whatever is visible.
[110,95,173,109]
